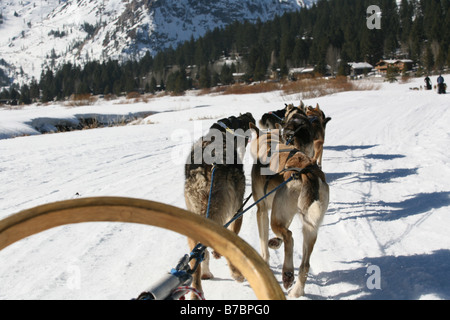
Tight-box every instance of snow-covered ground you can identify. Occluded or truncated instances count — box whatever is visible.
[0,77,449,300]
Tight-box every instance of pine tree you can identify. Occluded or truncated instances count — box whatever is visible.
[23,0,450,101]
[29,78,40,101]
[385,65,399,82]
[399,0,413,45]
[40,69,56,102]
[198,65,211,89]
[220,63,233,85]
[19,84,31,105]
[149,76,157,93]
[424,45,435,72]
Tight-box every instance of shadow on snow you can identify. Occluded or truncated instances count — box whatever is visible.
[307,249,450,300]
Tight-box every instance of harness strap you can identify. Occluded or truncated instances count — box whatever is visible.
[285,125,304,145]
[171,164,311,299]
[217,121,250,139]
[308,115,319,123]
[205,165,216,219]
[263,148,299,194]
[284,116,318,145]
[268,111,284,122]
[224,175,294,228]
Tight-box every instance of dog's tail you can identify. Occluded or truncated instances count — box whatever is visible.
[298,174,328,230]
[302,200,325,231]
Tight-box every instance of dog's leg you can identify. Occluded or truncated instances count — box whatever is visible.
[225,257,245,282]
[270,188,298,290]
[256,201,270,263]
[200,250,214,279]
[212,216,243,260]
[188,238,205,300]
[225,217,245,282]
[228,215,243,234]
[312,139,324,168]
[289,198,326,298]
[288,220,318,298]
[251,164,272,263]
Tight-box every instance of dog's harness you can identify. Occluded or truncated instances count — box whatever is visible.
[308,115,319,123]
[284,127,300,146]
[263,148,298,194]
[140,118,319,300]
[284,116,318,146]
[268,111,285,122]
[217,121,251,140]
[137,159,311,300]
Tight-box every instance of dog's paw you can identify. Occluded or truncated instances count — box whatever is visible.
[229,265,245,282]
[282,271,294,289]
[288,284,305,298]
[288,280,306,298]
[268,237,283,249]
[190,291,204,300]
[231,272,245,283]
[201,271,214,280]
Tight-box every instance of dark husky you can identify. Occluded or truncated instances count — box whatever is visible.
[184,112,255,299]
[280,107,314,158]
[258,102,306,130]
[259,107,286,129]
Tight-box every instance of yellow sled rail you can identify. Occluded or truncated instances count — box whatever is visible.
[0,197,285,300]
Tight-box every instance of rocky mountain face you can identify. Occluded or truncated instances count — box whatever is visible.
[0,0,316,84]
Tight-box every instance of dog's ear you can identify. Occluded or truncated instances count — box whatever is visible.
[315,103,320,110]
[249,122,260,137]
[275,123,283,130]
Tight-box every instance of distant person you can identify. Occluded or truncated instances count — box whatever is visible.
[437,75,446,94]
[424,76,432,90]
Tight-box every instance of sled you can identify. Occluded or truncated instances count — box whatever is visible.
[0,197,285,300]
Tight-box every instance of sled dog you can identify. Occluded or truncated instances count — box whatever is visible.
[305,104,331,168]
[284,102,306,124]
[280,106,315,158]
[250,120,329,297]
[184,112,255,299]
[258,102,307,130]
[259,107,286,129]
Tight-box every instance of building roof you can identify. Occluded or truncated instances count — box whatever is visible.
[376,59,414,66]
[348,62,373,69]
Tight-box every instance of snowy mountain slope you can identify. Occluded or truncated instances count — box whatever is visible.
[0,77,449,300]
[0,0,313,84]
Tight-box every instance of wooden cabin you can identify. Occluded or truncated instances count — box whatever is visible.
[375,59,413,74]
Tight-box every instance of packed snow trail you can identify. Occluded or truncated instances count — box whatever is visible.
[0,78,449,300]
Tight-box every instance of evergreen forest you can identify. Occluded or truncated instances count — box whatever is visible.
[1,0,449,104]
